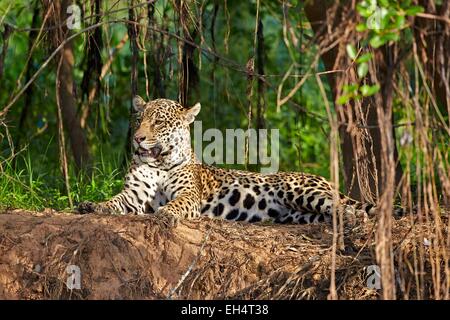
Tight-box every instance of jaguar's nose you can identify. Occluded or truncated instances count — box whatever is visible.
[134,134,146,143]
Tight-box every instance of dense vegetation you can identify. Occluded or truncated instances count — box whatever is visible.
[0,1,447,210]
[0,0,448,300]
[0,0,339,210]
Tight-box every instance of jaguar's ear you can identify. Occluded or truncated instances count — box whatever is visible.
[133,95,146,113]
[183,102,201,124]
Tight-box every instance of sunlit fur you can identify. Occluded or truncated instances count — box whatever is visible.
[78,97,382,226]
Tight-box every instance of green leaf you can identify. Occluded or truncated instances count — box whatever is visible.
[337,94,351,105]
[343,84,359,93]
[401,0,412,9]
[394,14,406,29]
[360,84,380,96]
[368,0,377,12]
[357,5,373,18]
[356,23,368,32]
[405,5,424,16]
[356,53,373,63]
[369,35,385,48]
[384,32,400,42]
[346,44,357,60]
[367,7,389,30]
[357,62,369,78]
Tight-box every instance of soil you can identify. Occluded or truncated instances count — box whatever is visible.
[0,209,448,299]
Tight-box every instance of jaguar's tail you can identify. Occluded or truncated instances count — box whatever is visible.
[340,194,405,217]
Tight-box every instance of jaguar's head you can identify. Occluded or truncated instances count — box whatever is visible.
[132,96,200,169]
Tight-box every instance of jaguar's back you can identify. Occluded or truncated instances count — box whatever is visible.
[78,96,379,226]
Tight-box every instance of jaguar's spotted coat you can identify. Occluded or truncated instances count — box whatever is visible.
[78,97,377,226]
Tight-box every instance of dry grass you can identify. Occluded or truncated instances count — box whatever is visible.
[0,209,447,300]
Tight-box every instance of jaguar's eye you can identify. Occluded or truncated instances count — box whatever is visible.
[154,119,164,125]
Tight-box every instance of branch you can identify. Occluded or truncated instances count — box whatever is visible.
[0,21,109,120]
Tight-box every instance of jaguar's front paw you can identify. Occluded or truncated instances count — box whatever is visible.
[154,206,180,228]
[77,201,97,214]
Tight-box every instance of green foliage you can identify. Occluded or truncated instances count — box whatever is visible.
[0,0,334,210]
[0,148,124,211]
[0,0,442,211]
[356,0,423,48]
[357,0,423,48]
[338,0,423,105]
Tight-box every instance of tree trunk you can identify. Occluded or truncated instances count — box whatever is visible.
[0,24,12,88]
[148,1,165,99]
[16,3,40,147]
[122,0,139,167]
[415,0,449,113]
[80,0,103,127]
[174,0,199,106]
[304,1,402,202]
[256,17,266,131]
[56,0,91,171]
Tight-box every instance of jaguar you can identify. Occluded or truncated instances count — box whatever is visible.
[78,96,379,226]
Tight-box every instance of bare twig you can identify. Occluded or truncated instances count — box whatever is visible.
[167,229,211,299]
[55,55,73,209]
